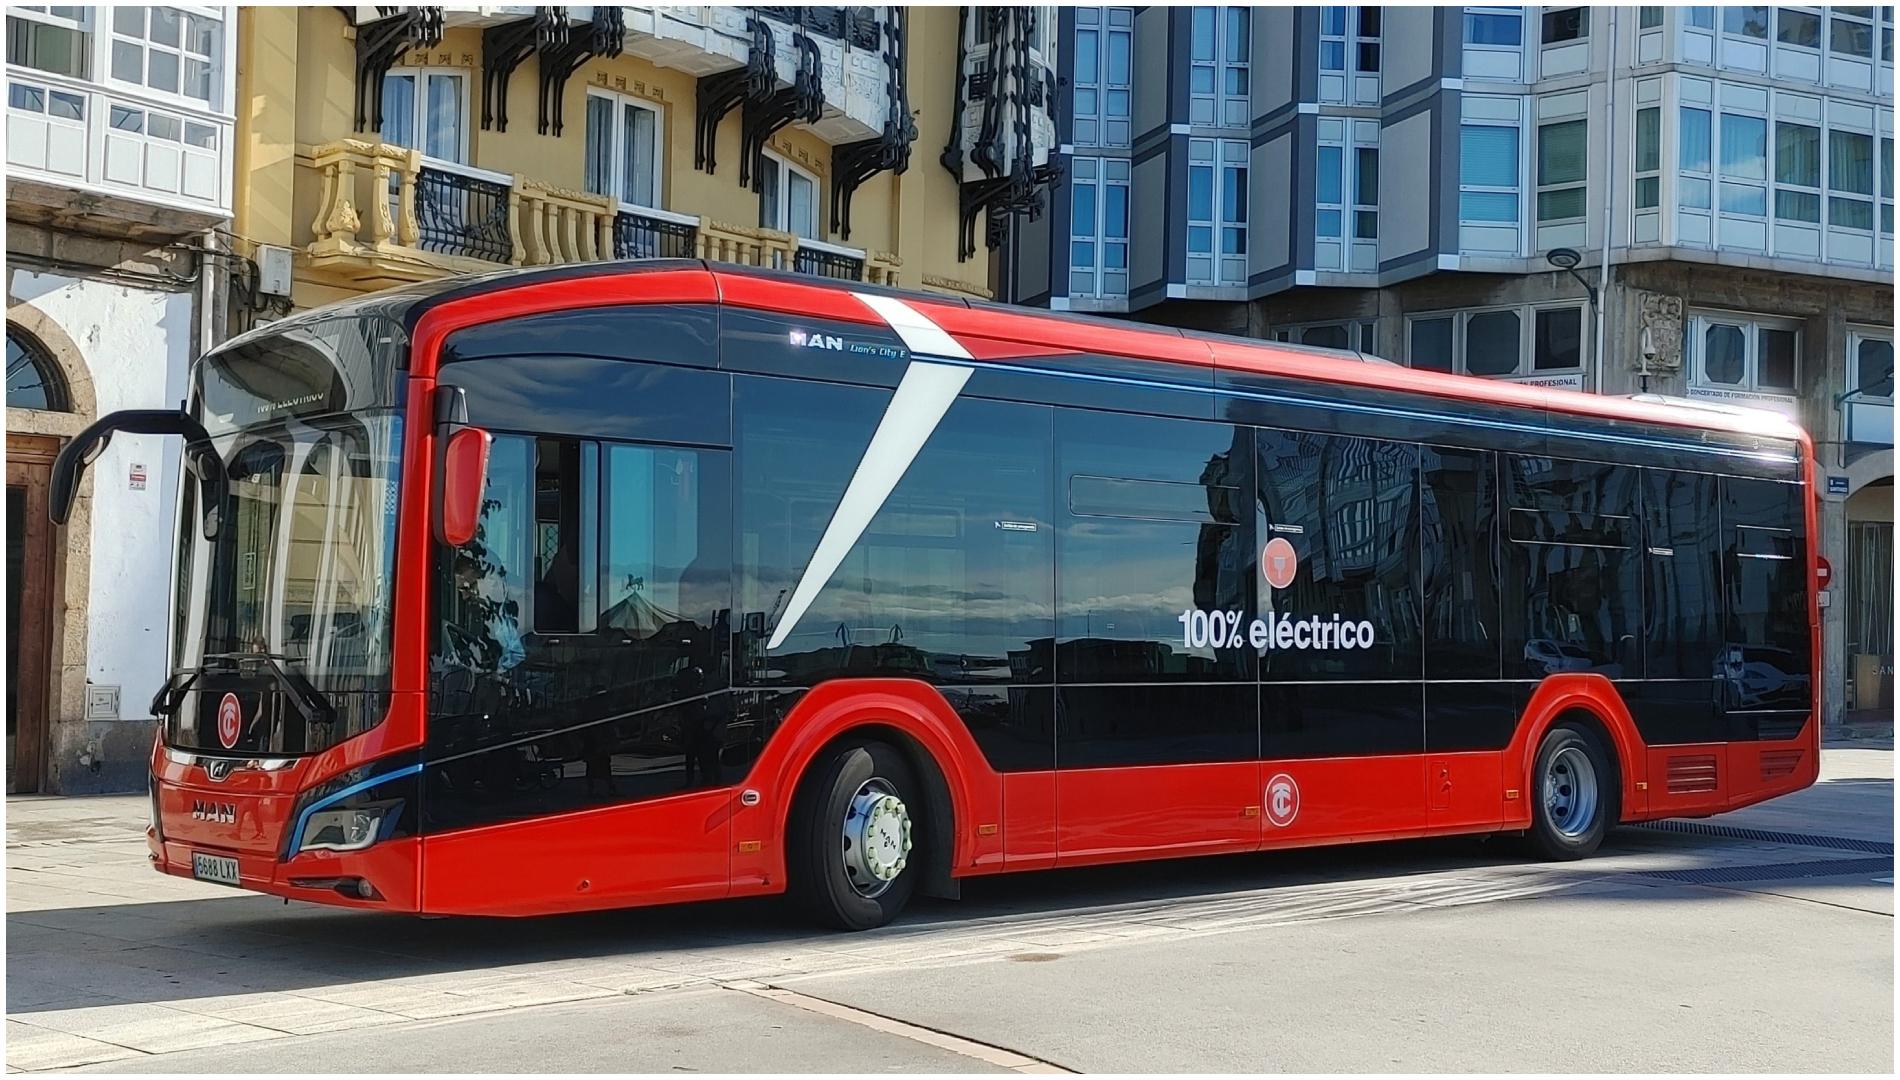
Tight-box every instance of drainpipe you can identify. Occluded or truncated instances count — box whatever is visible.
[1594,8,1617,394]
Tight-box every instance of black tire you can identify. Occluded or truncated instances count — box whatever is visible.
[1525,722,1618,860]
[787,739,920,931]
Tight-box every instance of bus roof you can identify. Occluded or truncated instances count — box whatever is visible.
[236,259,1811,451]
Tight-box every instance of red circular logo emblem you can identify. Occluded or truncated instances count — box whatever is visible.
[216,693,242,750]
[1262,537,1299,590]
[1265,772,1300,828]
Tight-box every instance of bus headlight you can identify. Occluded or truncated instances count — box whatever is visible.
[297,801,398,853]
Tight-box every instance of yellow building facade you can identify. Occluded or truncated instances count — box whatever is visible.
[232,6,1019,311]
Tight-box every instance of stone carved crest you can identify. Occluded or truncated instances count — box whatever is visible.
[1638,292,1684,372]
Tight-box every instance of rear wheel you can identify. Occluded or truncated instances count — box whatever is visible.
[788,739,919,931]
[1526,722,1617,860]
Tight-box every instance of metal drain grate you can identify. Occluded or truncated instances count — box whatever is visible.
[1631,819,1894,855]
[1630,857,1893,884]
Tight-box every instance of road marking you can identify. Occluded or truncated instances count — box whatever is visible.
[726,981,1075,1073]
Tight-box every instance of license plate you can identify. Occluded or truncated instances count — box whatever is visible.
[191,852,240,886]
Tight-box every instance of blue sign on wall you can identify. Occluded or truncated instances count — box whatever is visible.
[1827,475,1850,495]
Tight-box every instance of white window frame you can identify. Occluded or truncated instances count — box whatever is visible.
[1717,101,1770,223]
[1316,136,1345,243]
[1829,5,1877,61]
[1680,100,1715,212]
[759,148,821,238]
[1687,310,1801,394]
[6,6,93,80]
[1189,6,1249,128]
[1849,327,1895,401]
[1271,320,1378,353]
[1072,7,1133,148]
[1318,6,1381,104]
[583,87,664,211]
[1462,7,1525,82]
[381,65,470,165]
[1882,133,1894,235]
[1535,115,1588,225]
[106,6,223,109]
[1403,303,1590,380]
[1458,109,1522,228]
[1775,6,1824,55]
[1773,116,1824,225]
[1352,141,1378,241]
[1828,123,1878,233]
[1634,104,1662,211]
[1846,326,1894,444]
[1185,136,1246,286]
[1720,4,1771,47]
[1069,155,1130,298]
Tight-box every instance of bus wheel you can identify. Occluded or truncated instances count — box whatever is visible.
[1527,722,1616,860]
[789,739,919,931]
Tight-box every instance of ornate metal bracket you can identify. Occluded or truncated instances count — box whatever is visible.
[351,6,444,134]
[481,7,567,132]
[739,29,824,191]
[938,5,969,178]
[696,16,776,174]
[957,156,1061,262]
[831,9,915,240]
[537,6,624,136]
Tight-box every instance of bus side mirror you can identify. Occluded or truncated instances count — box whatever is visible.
[437,426,491,547]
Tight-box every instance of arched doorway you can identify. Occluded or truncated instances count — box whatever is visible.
[1844,476,1894,727]
[6,324,71,792]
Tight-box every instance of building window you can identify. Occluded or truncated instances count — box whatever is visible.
[1882,135,1893,234]
[1853,332,1895,399]
[5,325,69,412]
[1460,121,1520,222]
[1464,8,1522,45]
[1774,120,1822,223]
[1722,5,1770,41]
[1073,7,1132,147]
[1718,110,1768,219]
[1680,105,1713,209]
[1319,6,1381,101]
[1186,137,1246,286]
[1541,7,1588,44]
[109,6,219,104]
[1070,156,1130,298]
[1190,6,1248,127]
[1831,6,1875,57]
[1463,7,1524,80]
[1689,313,1799,393]
[382,68,467,163]
[1271,320,1379,353]
[1317,141,1344,239]
[1354,145,1378,239]
[1777,7,1822,49]
[1634,106,1661,209]
[1536,117,1587,223]
[584,90,661,210]
[1407,305,1588,379]
[6,7,90,78]
[1829,128,1875,231]
[759,150,819,238]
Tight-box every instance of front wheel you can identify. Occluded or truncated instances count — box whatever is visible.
[787,739,920,931]
[1526,722,1617,860]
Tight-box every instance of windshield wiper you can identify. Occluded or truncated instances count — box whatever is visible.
[149,670,201,718]
[203,652,336,729]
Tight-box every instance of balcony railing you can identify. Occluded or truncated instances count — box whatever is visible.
[795,237,867,281]
[302,140,903,288]
[614,205,700,260]
[415,161,514,263]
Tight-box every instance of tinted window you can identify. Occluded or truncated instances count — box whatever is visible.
[735,375,1055,688]
[1254,429,1420,680]
[1502,456,1640,678]
[1721,477,1811,731]
[1422,447,1500,678]
[1057,409,1253,683]
[427,433,735,831]
[1644,470,1724,679]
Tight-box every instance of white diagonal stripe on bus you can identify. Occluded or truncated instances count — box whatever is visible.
[852,292,975,359]
[765,360,972,651]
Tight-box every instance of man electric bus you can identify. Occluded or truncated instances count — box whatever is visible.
[53,261,1821,930]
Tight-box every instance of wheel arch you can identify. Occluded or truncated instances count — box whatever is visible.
[1506,675,1647,826]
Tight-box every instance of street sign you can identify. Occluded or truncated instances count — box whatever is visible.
[1828,475,1850,495]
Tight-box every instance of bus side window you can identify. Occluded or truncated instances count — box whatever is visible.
[532,438,584,634]
[1502,456,1641,679]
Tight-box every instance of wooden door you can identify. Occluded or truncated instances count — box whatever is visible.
[7,434,59,794]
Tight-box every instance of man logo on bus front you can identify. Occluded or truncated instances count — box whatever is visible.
[217,693,242,750]
[1265,772,1299,827]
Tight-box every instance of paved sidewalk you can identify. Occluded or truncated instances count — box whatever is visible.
[6,750,1890,1072]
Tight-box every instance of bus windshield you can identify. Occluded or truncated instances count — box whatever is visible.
[167,313,407,754]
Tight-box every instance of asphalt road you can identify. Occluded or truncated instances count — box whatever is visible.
[7,746,1891,1073]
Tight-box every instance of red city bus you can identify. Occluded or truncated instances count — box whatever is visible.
[53,261,1822,930]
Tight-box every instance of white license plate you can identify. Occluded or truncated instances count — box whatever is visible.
[191,852,241,886]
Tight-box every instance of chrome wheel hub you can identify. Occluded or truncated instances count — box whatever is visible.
[842,779,912,898]
[1545,745,1599,839]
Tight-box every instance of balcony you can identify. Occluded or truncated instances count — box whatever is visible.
[301,140,900,288]
[4,68,233,238]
